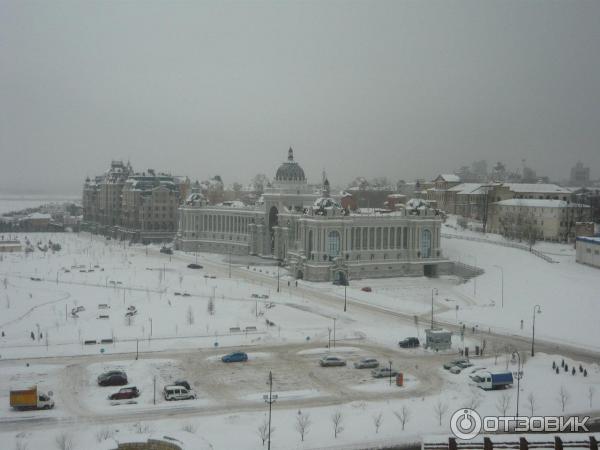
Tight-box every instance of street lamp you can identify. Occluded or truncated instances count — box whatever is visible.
[276,261,280,293]
[531,304,542,356]
[389,360,393,386]
[263,371,278,450]
[493,265,504,308]
[333,317,337,348]
[431,288,438,330]
[343,267,349,312]
[511,351,522,417]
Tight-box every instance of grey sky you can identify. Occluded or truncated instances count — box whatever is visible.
[1,0,599,194]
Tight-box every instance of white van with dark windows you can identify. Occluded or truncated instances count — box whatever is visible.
[163,385,197,401]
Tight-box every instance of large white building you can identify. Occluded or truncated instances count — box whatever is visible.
[175,149,452,281]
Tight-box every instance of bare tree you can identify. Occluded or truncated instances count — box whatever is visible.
[54,432,73,450]
[186,305,194,326]
[433,400,448,427]
[15,437,28,450]
[373,412,384,434]
[295,411,311,442]
[181,423,197,434]
[558,385,570,412]
[394,405,411,430]
[258,418,269,446]
[589,386,595,409]
[527,392,537,416]
[331,410,344,438]
[467,394,482,410]
[95,427,115,442]
[496,393,512,416]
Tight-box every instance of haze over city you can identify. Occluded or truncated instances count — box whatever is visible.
[1,0,600,194]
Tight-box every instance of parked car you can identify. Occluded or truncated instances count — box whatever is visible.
[108,386,140,400]
[372,367,398,378]
[187,263,203,269]
[449,366,462,374]
[174,380,192,390]
[222,352,248,363]
[163,385,196,401]
[333,279,349,286]
[182,293,191,297]
[455,361,474,369]
[398,337,420,348]
[97,370,128,386]
[174,292,182,296]
[259,294,269,299]
[319,355,346,367]
[443,359,468,370]
[353,358,379,369]
[160,246,173,255]
[361,286,372,292]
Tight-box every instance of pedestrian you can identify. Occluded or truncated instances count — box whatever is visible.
[39,332,43,340]
[30,331,35,341]
[295,281,298,287]
[520,319,524,330]
[1,331,4,337]
[472,326,475,334]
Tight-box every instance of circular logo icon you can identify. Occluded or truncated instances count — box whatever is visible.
[450,408,482,440]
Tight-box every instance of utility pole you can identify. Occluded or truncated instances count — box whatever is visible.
[328,327,331,348]
[136,339,139,360]
[531,304,542,356]
[333,318,336,348]
[431,288,437,329]
[512,351,522,417]
[276,262,280,293]
[153,375,156,405]
[263,371,278,450]
[228,250,232,278]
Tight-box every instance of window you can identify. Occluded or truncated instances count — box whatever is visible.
[327,231,341,258]
[421,229,432,258]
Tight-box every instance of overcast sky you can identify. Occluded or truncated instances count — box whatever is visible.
[1,0,599,194]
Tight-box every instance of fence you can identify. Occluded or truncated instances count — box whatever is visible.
[441,233,557,264]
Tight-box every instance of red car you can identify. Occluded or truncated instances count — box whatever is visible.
[108,386,140,400]
[361,286,372,292]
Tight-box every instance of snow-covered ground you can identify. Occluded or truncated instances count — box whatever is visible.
[1,228,599,449]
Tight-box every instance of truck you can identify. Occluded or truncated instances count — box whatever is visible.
[474,371,514,390]
[10,386,54,410]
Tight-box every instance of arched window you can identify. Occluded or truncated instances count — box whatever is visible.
[327,231,341,259]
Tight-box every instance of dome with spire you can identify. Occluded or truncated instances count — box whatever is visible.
[275,147,306,182]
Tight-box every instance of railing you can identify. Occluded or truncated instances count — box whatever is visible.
[441,233,558,263]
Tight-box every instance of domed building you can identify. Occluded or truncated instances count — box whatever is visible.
[175,148,451,281]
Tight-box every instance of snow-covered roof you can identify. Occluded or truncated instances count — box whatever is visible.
[576,236,600,245]
[448,183,485,194]
[494,199,588,208]
[436,174,461,183]
[26,212,52,220]
[503,183,571,194]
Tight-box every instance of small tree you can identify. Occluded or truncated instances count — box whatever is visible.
[394,405,411,430]
[433,400,448,427]
[331,410,344,438]
[54,432,73,450]
[295,411,311,442]
[373,412,383,434]
[527,392,537,416]
[186,305,195,326]
[468,394,482,410]
[496,393,511,416]
[558,385,570,412]
[95,427,115,442]
[257,416,272,446]
[15,437,29,450]
[207,298,215,316]
[181,423,197,434]
[589,386,595,409]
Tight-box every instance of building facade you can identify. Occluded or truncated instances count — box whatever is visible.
[83,161,188,242]
[576,237,600,269]
[175,149,451,281]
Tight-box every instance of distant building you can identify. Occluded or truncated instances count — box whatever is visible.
[83,161,189,242]
[576,237,600,269]
[176,148,452,281]
[488,198,590,242]
[570,161,591,187]
[0,240,22,252]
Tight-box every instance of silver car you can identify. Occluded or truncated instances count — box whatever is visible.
[354,358,379,369]
[372,367,398,378]
[319,356,346,367]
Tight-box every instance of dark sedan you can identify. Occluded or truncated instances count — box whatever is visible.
[222,352,248,363]
[97,371,128,386]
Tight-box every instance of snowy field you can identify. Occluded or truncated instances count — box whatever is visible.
[1,228,599,449]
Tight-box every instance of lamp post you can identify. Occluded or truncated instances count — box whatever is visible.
[328,327,331,348]
[531,304,542,356]
[493,264,504,308]
[333,317,336,348]
[343,267,349,312]
[228,249,232,278]
[276,261,280,293]
[512,351,522,417]
[431,288,438,330]
[263,371,278,450]
[389,360,393,386]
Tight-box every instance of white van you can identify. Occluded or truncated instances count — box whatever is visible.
[163,385,197,401]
